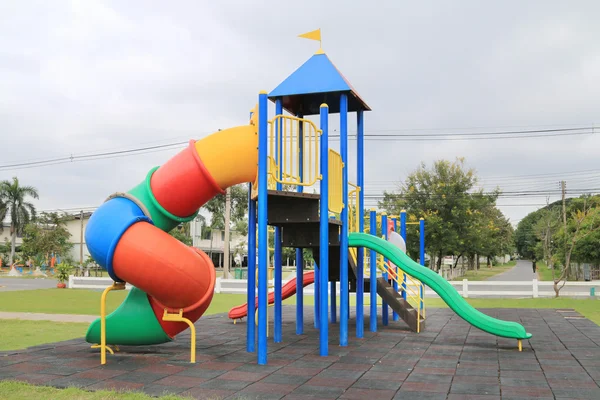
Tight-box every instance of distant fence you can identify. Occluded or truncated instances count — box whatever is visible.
[69,275,598,298]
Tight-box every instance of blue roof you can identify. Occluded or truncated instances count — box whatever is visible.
[269,52,371,115]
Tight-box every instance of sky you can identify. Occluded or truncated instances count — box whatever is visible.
[1,0,599,227]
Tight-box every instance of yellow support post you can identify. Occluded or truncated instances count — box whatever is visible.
[96,282,126,365]
[162,309,196,363]
[518,339,522,352]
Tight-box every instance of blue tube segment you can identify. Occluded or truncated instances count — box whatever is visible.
[319,104,329,356]
[247,184,256,352]
[85,197,152,282]
[369,209,377,332]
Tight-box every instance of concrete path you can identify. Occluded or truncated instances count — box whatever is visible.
[0,277,57,292]
[487,259,537,281]
[0,311,95,323]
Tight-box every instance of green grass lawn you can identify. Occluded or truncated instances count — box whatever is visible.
[460,261,517,281]
[536,260,561,281]
[0,381,188,400]
[0,320,89,351]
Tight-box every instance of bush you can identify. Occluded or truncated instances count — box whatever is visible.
[54,263,73,283]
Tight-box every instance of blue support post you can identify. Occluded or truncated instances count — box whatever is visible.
[257,91,268,364]
[401,210,407,301]
[419,218,425,266]
[319,104,329,356]
[296,112,304,335]
[356,110,365,339]
[391,217,399,322]
[247,183,256,352]
[314,262,319,329]
[339,94,349,347]
[369,209,377,332]
[381,213,389,326]
[274,99,283,343]
[330,281,336,323]
[419,218,425,315]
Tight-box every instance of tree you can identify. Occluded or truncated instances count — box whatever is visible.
[203,184,248,234]
[0,177,39,264]
[551,196,600,296]
[380,158,495,271]
[21,212,73,262]
[169,222,193,246]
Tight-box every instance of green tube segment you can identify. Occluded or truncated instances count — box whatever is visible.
[348,233,532,340]
[128,166,198,232]
[85,287,172,345]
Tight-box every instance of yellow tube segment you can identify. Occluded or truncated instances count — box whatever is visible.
[194,125,258,190]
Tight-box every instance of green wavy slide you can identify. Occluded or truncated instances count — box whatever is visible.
[348,233,532,340]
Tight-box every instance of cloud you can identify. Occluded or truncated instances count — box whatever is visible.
[0,0,599,227]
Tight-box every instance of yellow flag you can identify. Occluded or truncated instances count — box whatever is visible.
[298,28,321,44]
[298,28,320,41]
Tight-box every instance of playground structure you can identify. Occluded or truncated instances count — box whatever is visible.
[84,39,532,366]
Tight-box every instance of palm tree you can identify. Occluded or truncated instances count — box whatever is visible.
[0,177,39,264]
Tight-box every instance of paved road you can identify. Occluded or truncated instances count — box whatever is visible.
[487,259,537,281]
[0,277,57,292]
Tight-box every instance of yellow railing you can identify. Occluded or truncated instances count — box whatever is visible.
[360,214,426,332]
[376,253,426,332]
[328,149,343,213]
[93,282,126,365]
[269,115,321,187]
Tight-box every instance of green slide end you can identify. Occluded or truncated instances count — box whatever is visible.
[348,233,532,340]
[85,287,172,345]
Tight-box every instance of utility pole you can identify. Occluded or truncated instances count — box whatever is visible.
[561,180,567,261]
[223,187,232,278]
[80,210,84,265]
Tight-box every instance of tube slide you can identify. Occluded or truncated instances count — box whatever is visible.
[85,124,258,345]
[228,271,315,320]
[349,233,532,340]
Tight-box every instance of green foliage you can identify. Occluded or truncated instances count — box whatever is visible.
[168,222,192,246]
[21,212,73,260]
[203,184,248,235]
[0,177,39,264]
[54,263,73,283]
[552,196,600,265]
[379,158,511,269]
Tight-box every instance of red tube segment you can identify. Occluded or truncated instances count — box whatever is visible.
[150,140,224,218]
[112,222,215,313]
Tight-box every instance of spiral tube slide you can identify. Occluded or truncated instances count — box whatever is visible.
[84,125,258,345]
[349,233,532,340]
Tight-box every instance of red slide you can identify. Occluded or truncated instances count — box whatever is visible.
[228,271,315,320]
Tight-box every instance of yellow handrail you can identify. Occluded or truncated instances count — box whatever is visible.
[328,150,343,213]
[95,282,126,365]
[162,309,196,363]
[269,115,321,187]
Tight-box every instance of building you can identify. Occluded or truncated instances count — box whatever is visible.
[63,212,92,264]
[189,216,247,268]
[0,223,23,250]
